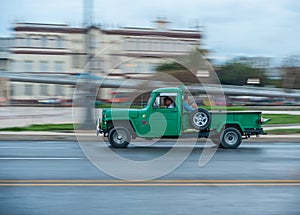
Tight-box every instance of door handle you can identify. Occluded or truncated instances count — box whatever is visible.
[171,109,177,112]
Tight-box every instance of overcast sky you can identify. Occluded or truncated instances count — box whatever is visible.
[1,0,300,62]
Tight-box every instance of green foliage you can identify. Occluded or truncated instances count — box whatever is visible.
[265,79,283,88]
[156,62,186,71]
[262,114,300,125]
[268,129,300,134]
[95,104,144,109]
[216,62,267,86]
[156,57,268,86]
[200,106,248,111]
[0,124,75,132]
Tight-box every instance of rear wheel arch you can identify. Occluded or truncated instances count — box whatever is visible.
[224,123,243,135]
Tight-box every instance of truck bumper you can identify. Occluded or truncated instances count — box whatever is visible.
[245,128,267,136]
[96,118,103,136]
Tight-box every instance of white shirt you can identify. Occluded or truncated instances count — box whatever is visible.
[167,103,175,108]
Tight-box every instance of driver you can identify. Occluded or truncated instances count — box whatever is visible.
[163,97,175,108]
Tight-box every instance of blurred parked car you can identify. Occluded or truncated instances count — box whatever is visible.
[38,98,64,104]
[105,92,129,103]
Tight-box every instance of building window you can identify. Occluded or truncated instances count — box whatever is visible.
[26,37,32,47]
[122,40,128,50]
[55,61,64,72]
[140,39,146,50]
[0,59,7,71]
[25,84,32,96]
[11,60,20,72]
[135,39,140,50]
[126,39,135,51]
[39,61,48,72]
[72,55,80,68]
[41,36,47,47]
[147,40,153,51]
[35,38,40,47]
[40,84,48,96]
[24,61,33,72]
[177,43,185,52]
[90,57,102,70]
[17,38,24,47]
[10,60,15,72]
[55,85,63,96]
[89,35,96,48]
[10,84,15,97]
[56,36,63,48]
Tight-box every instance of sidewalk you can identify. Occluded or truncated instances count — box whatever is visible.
[1,106,300,129]
[264,124,300,130]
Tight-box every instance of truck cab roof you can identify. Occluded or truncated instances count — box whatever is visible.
[152,87,183,94]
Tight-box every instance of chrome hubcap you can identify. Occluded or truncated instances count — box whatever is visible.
[113,130,127,144]
[193,112,208,127]
[224,131,238,145]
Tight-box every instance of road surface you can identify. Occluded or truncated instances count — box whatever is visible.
[0,141,299,215]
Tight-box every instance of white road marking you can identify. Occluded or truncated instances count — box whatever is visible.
[0,157,84,160]
[0,147,69,149]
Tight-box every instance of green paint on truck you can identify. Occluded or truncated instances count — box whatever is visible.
[97,87,270,149]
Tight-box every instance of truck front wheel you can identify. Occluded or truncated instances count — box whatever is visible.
[220,127,242,149]
[108,127,131,148]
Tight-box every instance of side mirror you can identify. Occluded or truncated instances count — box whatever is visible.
[153,97,160,108]
[153,101,159,109]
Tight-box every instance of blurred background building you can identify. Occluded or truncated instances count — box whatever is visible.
[87,19,201,78]
[0,37,12,72]
[5,18,201,102]
[1,0,299,106]
[8,23,86,102]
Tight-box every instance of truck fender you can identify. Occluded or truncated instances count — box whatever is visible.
[108,119,138,138]
[216,123,244,134]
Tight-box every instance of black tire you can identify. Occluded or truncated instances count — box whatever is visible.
[108,127,131,148]
[220,127,242,149]
[190,108,211,130]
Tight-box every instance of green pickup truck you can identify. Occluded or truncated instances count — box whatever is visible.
[97,86,270,149]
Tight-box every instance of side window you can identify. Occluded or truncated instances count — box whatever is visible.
[153,93,177,109]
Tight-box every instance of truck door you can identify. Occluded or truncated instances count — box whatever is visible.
[149,93,180,136]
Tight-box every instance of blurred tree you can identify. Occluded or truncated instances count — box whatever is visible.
[283,67,300,89]
[282,55,300,89]
[216,62,267,86]
[157,58,268,86]
[283,55,300,68]
[156,61,185,71]
[156,48,215,84]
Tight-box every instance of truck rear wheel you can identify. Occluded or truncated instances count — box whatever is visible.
[190,108,211,130]
[220,127,242,149]
[108,127,131,148]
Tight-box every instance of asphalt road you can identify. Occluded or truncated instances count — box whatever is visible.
[0,141,300,215]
